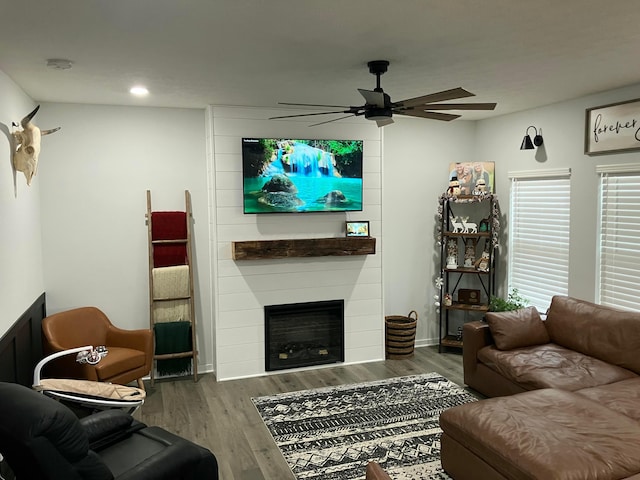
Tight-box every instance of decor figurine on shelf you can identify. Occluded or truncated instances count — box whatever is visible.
[464,239,476,267]
[446,238,458,269]
[473,178,487,195]
[475,250,490,272]
[461,216,478,234]
[450,215,464,234]
[444,293,453,306]
[447,177,461,196]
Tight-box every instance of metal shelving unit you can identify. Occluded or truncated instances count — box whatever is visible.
[438,194,498,352]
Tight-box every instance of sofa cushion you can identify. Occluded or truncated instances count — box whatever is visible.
[477,343,637,391]
[576,377,640,422]
[93,347,146,381]
[546,296,640,374]
[485,306,549,350]
[439,388,640,480]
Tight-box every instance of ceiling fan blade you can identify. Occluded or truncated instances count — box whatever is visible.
[376,118,394,127]
[421,102,497,111]
[278,101,352,109]
[309,115,356,127]
[395,88,475,108]
[395,109,461,122]
[269,110,352,120]
[358,88,385,107]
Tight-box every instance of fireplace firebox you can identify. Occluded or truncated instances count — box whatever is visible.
[265,300,344,371]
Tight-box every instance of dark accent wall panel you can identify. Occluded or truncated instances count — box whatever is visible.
[0,293,46,386]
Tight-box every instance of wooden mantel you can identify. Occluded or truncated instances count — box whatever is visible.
[232,237,376,260]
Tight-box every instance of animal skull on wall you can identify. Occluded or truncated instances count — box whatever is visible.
[12,105,61,186]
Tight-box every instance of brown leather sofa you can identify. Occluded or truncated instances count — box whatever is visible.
[365,462,392,480]
[463,296,640,397]
[439,296,640,480]
[42,307,153,389]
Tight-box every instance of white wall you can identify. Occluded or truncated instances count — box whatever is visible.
[34,103,214,372]
[382,117,476,344]
[0,70,44,333]
[5,66,640,374]
[382,83,640,348]
[208,106,383,380]
[476,82,640,302]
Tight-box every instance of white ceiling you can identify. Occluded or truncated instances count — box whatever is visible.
[2,0,640,122]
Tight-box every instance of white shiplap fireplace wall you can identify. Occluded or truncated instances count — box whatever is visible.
[207,106,384,380]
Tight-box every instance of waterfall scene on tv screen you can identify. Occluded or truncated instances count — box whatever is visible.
[242,138,364,214]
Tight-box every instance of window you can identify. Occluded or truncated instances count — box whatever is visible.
[508,169,571,313]
[597,164,640,311]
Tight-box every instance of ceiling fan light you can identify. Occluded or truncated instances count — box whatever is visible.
[376,118,394,127]
[365,108,392,121]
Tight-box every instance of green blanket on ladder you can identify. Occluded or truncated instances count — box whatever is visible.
[154,321,192,376]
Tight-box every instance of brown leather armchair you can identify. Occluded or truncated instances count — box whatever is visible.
[42,307,152,390]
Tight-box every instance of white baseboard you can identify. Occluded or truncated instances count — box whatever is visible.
[415,338,439,348]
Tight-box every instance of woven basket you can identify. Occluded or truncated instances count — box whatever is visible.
[385,310,418,359]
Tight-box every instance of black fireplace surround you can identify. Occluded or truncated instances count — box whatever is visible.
[265,300,345,371]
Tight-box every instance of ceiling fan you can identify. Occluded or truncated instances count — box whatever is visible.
[269,60,497,127]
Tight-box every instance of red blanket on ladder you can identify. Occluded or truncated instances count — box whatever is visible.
[151,211,187,267]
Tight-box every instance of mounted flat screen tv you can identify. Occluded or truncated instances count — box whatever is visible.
[242,138,364,214]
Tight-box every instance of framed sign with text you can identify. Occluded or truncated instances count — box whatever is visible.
[585,98,640,155]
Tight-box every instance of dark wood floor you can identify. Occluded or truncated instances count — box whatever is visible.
[136,346,469,480]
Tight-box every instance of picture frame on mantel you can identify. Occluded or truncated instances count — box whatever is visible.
[585,98,640,155]
[346,221,369,237]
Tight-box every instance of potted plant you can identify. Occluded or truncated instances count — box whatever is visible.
[489,288,529,312]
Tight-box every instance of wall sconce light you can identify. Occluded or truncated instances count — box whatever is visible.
[520,126,544,150]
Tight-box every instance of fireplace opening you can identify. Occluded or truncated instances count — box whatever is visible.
[265,299,344,371]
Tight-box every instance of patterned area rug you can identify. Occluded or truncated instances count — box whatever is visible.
[252,372,477,480]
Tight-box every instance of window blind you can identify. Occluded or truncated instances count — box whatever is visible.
[509,172,570,313]
[597,167,640,311]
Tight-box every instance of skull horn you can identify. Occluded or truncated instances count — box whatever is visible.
[21,105,41,127]
[41,127,61,136]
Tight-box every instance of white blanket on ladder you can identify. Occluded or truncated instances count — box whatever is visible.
[152,265,191,323]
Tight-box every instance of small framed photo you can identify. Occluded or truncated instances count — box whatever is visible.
[346,221,369,237]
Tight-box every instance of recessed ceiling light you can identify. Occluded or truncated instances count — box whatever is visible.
[46,58,73,70]
[130,86,149,96]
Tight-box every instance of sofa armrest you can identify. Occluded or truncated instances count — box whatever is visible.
[463,321,494,379]
[80,409,148,452]
[114,428,219,480]
[80,410,134,441]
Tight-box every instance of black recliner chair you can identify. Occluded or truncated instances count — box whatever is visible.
[0,382,218,479]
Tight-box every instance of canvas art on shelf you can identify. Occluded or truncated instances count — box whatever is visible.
[448,162,495,195]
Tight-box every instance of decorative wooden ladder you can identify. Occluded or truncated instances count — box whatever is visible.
[146,190,198,385]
